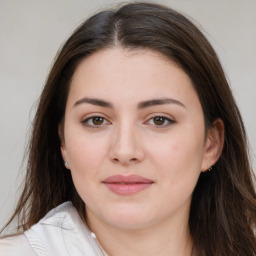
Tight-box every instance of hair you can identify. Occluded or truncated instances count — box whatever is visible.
[1,2,256,255]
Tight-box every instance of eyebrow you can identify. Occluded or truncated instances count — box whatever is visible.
[137,98,186,109]
[73,97,186,109]
[74,98,113,108]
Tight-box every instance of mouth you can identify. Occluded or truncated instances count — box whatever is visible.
[102,175,154,195]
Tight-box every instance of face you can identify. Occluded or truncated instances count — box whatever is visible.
[60,48,218,231]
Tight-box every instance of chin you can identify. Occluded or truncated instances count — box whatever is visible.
[103,207,155,230]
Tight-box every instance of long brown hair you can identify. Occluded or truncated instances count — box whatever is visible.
[2,2,256,255]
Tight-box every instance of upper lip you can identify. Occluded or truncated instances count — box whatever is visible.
[102,175,154,184]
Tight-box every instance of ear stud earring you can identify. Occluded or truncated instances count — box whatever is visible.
[64,161,69,167]
[208,166,213,171]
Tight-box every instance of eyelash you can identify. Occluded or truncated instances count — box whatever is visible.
[145,114,175,128]
[81,115,111,128]
[81,114,175,128]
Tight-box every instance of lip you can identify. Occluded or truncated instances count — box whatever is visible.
[102,175,154,195]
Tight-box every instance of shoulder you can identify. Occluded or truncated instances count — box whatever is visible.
[0,234,36,256]
[23,201,103,255]
[0,202,74,256]
[0,202,103,255]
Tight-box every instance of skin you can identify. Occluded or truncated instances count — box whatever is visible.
[60,48,224,256]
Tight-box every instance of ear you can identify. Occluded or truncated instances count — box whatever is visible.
[58,125,69,168]
[201,118,224,172]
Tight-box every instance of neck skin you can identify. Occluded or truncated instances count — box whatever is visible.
[85,205,193,256]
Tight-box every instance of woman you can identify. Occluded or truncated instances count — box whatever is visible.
[0,2,255,255]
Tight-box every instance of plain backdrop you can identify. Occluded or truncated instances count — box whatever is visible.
[0,0,256,229]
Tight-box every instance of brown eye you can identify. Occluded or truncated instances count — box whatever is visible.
[82,115,110,128]
[153,116,166,125]
[92,117,104,125]
[146,115,175,127]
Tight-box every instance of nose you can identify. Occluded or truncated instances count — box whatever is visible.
[109,124,145,165]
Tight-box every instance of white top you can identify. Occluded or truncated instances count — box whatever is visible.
[0,202,107,256]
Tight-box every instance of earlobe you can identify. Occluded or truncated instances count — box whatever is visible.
[201,118,224,172]
[58,125,69,166]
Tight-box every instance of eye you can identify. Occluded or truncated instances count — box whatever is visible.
[146,115,175,127]
[81,115,110,128]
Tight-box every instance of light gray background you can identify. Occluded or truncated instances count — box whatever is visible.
[1,0,255,229]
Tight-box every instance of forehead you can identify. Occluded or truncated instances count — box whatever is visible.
[67,47,200,109]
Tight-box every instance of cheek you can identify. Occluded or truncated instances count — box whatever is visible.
[65,130,107,171]
[149,128,205,186]
[65,131,108,204]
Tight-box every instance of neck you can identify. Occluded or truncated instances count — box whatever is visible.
[86,209,193,256]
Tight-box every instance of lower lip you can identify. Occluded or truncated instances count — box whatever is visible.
[103,183,152,195]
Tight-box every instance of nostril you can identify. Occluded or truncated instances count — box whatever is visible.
[112,157,138,164]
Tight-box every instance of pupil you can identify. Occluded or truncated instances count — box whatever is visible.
[154,117,165,125]
[93,117,103,125]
